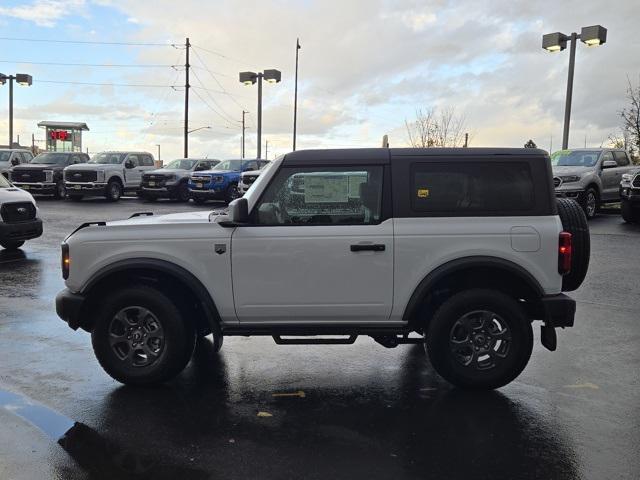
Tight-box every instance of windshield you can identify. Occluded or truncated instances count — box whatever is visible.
[551,150,600,167]
[31,153,69,165]
[0,151,12,162]
[0,173,10,188]
[213,159,243,171]
[90,153,125,164]
[164,159,198,170]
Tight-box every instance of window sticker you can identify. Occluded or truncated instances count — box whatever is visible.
[417,188,430,198]
[304,175,349,203]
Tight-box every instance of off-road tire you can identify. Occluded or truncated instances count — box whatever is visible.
[579,187,598,219]
[425,289,533,390]
[556,198,590,292]
[621,199,639,224]
[91,285,196,385]
[176,182,190,202]
[106,180,122,202]
[1,240,25,250]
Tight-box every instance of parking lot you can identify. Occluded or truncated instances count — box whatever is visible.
[1,197,639,479]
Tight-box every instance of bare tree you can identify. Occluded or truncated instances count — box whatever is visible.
[621,76,640,159]
[405,107,467,148]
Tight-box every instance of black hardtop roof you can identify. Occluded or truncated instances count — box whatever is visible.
[282,148,549,165]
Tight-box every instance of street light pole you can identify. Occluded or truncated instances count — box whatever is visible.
[542,25,607,150]
[257,74,263,159]
[293,38,301,151]
[156,144,161,164]
[562,33,578,150]
[9,76,13,148]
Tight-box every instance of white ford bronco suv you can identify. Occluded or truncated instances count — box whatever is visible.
[56,148,589,390]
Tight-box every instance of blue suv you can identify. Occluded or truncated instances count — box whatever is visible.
[188,159,267,204]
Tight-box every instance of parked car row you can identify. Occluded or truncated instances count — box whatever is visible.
[3,150,271,204]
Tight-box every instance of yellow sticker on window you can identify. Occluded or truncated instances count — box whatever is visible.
[417,188,430,198]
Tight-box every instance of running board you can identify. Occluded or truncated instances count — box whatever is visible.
[272,335,358,345]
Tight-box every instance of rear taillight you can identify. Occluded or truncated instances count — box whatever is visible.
[61,243,70,280]
[558,232,572,275]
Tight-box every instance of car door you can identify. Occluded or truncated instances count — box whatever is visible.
[124,154,141,188]
[231,163,394,324]
[599,151,618,201]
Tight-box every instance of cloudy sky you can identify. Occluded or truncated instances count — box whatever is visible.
[0,0,638,160]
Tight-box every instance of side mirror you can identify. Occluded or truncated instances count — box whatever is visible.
[10,157,19,166]
[227,197,249,224]
[602,160,617,169]
[124,160,134,169]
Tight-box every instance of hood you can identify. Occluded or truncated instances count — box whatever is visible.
[192,169,238,176]
[0,186,36,204]
[66,163,118,171]
[107,210,223,227]
[145,168,187,175]
[552,165,593,176]
[12,163,61,171]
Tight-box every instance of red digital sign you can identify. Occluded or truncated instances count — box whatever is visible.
[50,130,70,141]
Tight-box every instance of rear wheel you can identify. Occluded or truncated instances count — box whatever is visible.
[91,285,196,385]
[1,240,25,250]
[193,197,207,205]
[54,180,66,199]
[425,289,533,390]
[556,198,590,291]
[621,199,639,223]
[106,180,122,202]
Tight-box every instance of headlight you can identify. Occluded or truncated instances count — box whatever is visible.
[44,170,53,182]
[560,175,580,183]
[212,175,224,183]
[96,170,105,182]
[621,173,633,182]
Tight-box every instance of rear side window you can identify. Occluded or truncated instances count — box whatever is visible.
[613,151,630,167]
[411,162,535,215]
[142,155,155,166]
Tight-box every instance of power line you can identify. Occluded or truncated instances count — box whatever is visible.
[191,88,238,129]
[190,66,239,126]
[191,47,248,111]
[34,79,177,88]
[0,36,176,46]
[0,60,176,68]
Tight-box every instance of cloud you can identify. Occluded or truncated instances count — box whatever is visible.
[0,0,86,27]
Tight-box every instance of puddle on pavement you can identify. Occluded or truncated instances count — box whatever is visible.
[0,387,209,479]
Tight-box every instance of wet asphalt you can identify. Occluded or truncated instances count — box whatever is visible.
[1,197,639,480]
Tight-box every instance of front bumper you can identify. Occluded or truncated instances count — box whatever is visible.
[12,182,57,195]
[541,293,575,328]
[620,187,640,204]
[140,184,179,198]
[189,186,225,199]
[56,288,87,330]
[554,188,584,200]
[0,218,43,242]
[65,182,108,194]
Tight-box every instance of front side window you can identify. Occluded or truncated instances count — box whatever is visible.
[254,166,383,225]
[411,162,534,214]
[614,151,630,166]
[127,155,139,167]
[90,153,125,164]
[0,151,11,162]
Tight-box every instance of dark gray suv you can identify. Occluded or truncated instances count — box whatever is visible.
[551,148,635,219]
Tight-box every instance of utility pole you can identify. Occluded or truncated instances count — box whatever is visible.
[463,133,469,148]
[31,133,34,154]
[293,38,301,151]
[156,144,161,164]
[265,139,269,160]
[9,77,13,147]
[184,37,190,158]
[241,110,248,158]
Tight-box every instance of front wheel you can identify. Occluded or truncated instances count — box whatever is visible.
[176,182,190,202]
[106,181,122,202]
[580,188,598,219]
[425,289,533,390]
[1,240,25,250]
[224,184,239,204]
[621,199,639,223]
[54,180,66,199]
[91,285,196,385]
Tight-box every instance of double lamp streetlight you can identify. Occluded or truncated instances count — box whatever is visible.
[0,73,33,148]
[239,69,281,159]
[542,25,607,150]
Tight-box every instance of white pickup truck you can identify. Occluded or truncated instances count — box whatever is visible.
[56,148,589,390]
